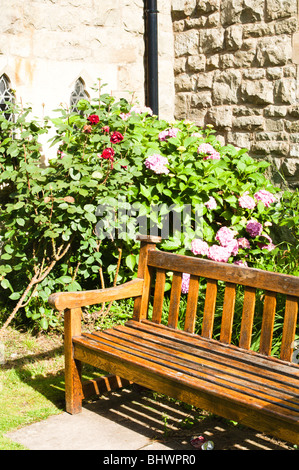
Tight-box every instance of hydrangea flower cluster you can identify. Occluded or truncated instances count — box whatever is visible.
[181,273,191,294]
[238,189,276,210]
[144,154,170,175]
[158,128,180,141]
[120,106,153,121]
[197,143,220,160]
[205,196,217,210]
[254,189,276,207]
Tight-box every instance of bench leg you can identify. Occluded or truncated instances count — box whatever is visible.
[64,308,83,414]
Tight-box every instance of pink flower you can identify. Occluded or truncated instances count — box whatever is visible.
[226,239,239,256]
[144,154,169,174]
[258,242,276,251]
[234,260,248,267]
[110,131,124,143]
[191,132,203,138]
[205,196,217,210]
[246,219,263,237]
[120,112,131,120]
[87,114,100,125]
[101,125,110,133]
[181,273,190,294]
[197,143,220,160]
[237,237,251,249]
[207,245,232,263]
[254,190,276,207]
[238,192,256,210]
[131,105,153,116]
[191,239,209,256]
[215,227,237,247]
[158,128,180,141]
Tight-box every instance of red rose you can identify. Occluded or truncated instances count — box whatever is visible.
[87,114,100,125]
[110,131,124,143]
[101,147,115,161]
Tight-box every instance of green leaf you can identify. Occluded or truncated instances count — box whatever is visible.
[126,254,136,271]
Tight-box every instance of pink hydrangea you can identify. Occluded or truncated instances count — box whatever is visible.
[191,239,209,256]
[258,242,276,251]
[237,237,251,249]
[254,190,276,207]
[215,227,237,247]
[225,239,239,256]
[181,273,190,294]
[234,260,248,267]
[238,192,256,210]
[158,128,180,141]
[144,154,169,174]
[205,196,217,210]
[131,105,153,115]
[207,245,232,263]
[197,143,220,160]
[246,219,263,237]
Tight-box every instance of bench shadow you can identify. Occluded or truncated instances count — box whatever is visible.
[3,349,294,451]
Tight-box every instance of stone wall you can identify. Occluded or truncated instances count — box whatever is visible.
[172,0,299,187]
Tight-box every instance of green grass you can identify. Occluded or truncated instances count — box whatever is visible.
[0,329,65,449]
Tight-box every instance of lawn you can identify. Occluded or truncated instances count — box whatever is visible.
[0,328,66,449]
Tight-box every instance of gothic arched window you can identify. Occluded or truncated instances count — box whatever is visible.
[0,74,14,120]
[70,78,89,113]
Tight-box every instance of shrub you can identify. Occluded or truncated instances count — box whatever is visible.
[0,83,297,331]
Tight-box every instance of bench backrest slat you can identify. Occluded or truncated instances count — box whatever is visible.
[184,275,200,333]
[147,250,299,297]
[201,279,217,339]
[220,282,237,344]
[168,272,182,329]
[140,248,299,362]
[259,291,277,356]
[239,286,256,350]
[281,296,298,362]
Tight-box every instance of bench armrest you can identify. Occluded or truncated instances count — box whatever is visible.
[48,278,144,310]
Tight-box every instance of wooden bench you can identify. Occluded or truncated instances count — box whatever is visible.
[48,235,299,446]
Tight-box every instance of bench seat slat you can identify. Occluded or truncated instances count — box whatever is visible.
[135,320,299,377]
[81,330,299,411]
[90,326,299,399]
[73,325,299,423]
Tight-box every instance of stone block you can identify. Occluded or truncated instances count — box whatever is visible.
[241,80,274,105]
[241,0,265,22]
[174,30,199,56]
[252,141,289,155]
[225,25,243,50]
[191,90,212,108]
[281,157,299,177]
[227,131,252,149]
[255,36,292,67]
[199,28,224,54]
[213,69,241,105]
[175,73,194,92]
[233,115,264,131]
[187,54,206,72]
[206,105,233,128]
[220,0,243,25]
[274,78,297,104]
[265,0,297,21]
[264,105,288,117]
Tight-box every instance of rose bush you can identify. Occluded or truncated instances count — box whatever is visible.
[0,83,297,331]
